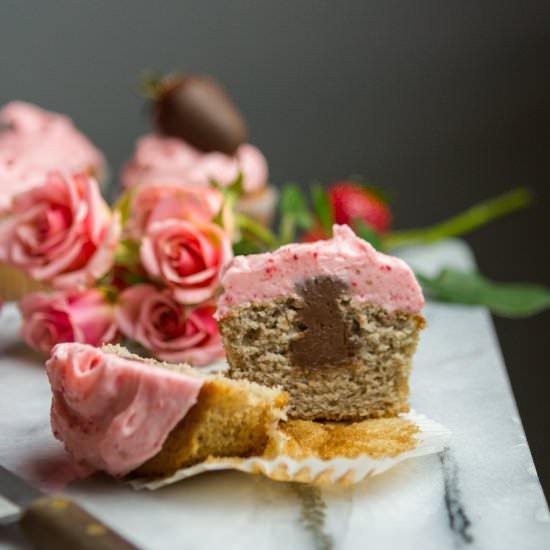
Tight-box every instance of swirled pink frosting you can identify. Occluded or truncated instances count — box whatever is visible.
[216,224,424,318]
[46,343,203,477]
[121,134,268,193]
[0,102,105,212]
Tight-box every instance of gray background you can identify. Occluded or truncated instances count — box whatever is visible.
[1,1,549,501]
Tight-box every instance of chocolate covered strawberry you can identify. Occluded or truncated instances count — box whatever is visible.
[328,181,392,234]
[151,73,247,156]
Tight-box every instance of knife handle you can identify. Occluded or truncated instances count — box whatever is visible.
[19,495,139,550]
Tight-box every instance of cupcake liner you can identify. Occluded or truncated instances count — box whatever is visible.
[130,411,450,490]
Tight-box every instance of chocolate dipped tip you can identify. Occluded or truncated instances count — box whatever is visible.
[154,74,248,156]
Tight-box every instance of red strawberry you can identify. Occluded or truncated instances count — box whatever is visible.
[328,182,392,233]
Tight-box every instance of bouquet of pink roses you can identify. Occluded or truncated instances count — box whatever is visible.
[0,82,271,367]
[0,170,236,365]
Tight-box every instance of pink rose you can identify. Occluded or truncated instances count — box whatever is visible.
[19,289,118,353]
[141,219,232,304]
[0,171,120,289]
[115,285,224,365]
[126,183,223,240]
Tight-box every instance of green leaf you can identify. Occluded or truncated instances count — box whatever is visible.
[236,213,278,248]
[233,239,266,256]
[385,187,532,250]
[212,172,244,231]
[112,189,134,227]
[353,220,384,250]
[139,71,164,99]
[97,285,119,304]
[311,185,334,235]
[417,268,550,318]
[211,171,244,199]
[118,271,151,286]
[115,239,141,268]
[139,71,179,100]
[279,183,313,244]
[280,184,313,229]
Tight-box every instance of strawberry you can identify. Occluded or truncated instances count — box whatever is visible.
[328,181,392,234]
[147,73,247,155]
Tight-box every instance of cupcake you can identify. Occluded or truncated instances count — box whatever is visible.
[216,225,426,421]
[46,343,288,478]
[0,101,106,212]
[122,134,276,226]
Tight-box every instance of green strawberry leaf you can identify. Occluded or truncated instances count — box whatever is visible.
[417,268,550,318]
[353,220,384,250]
[139,71,165,99]
[139,71,179,100]
[311,184,334,235]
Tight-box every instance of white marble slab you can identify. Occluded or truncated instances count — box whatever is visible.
[0,239,549,550]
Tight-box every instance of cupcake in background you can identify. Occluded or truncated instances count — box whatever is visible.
[122,74,277,226]
[0,101,106,212]
[0,102,107,301]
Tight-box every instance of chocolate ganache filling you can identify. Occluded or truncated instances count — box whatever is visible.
[290,276,359,368]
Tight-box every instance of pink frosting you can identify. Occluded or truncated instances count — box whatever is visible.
[121,134,268,193]
[0,102,105,212]
[46,343,203,477]
[216,225,425,317]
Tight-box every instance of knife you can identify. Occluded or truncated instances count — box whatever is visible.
[0,465,140,550]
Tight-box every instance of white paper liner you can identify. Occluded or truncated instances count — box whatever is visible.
[130,411,450,490]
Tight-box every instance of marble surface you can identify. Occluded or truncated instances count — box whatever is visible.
[1,239,549,550]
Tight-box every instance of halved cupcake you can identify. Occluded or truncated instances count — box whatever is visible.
[46,343,287,478]
[216,225,425,421]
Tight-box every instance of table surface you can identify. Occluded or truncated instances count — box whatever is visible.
[0,239,549,550]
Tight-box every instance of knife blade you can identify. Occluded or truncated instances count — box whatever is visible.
[0,465,42,523]
[0,465,140,549]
